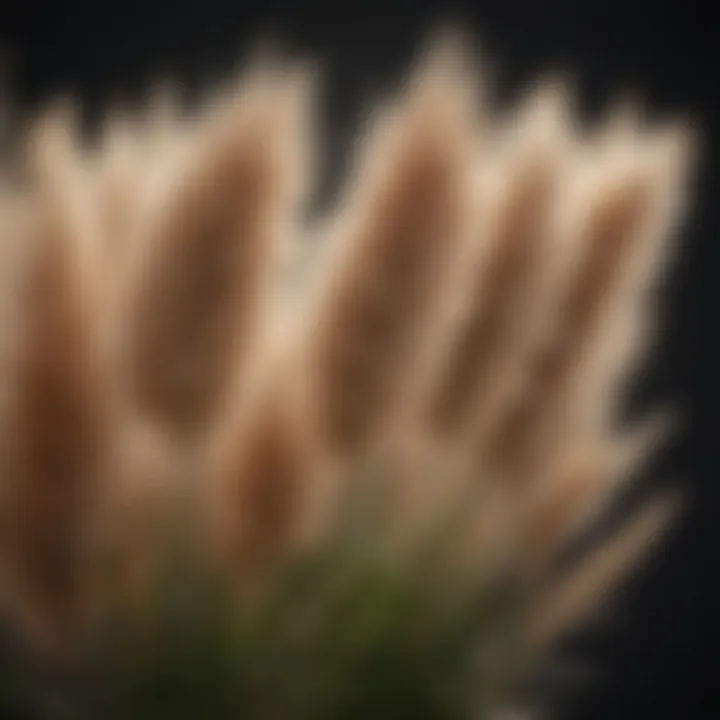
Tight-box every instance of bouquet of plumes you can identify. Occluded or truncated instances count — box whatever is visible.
[0,29,695,718]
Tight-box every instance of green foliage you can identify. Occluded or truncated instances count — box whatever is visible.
[100,546,522,720]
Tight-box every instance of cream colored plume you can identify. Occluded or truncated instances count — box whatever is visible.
[0,33,696,667]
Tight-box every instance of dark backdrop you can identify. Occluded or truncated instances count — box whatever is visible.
[1,2,717,718]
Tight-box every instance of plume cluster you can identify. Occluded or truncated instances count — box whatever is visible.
[0,31,694,696]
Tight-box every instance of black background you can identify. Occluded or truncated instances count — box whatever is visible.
[1,2,717,717]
